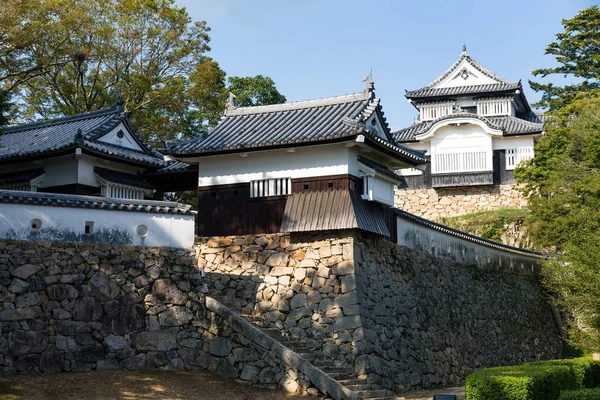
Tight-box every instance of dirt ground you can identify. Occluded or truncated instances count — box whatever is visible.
[0,370,465,400]
[0,370,315,400]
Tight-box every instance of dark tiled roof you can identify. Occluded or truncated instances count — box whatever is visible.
[0,168,45,187]
[153,161,198,174]
[393,114,543,142]
[406,82,521,100]
[0,189,194,215]
[0,106,165,167]
[357,156,403,181]
[83,140,164,167]
[164,90,425,164]
[94,167,154,190]
[280,189,390,237]
[486,116,544,135]
[394,209,546,258]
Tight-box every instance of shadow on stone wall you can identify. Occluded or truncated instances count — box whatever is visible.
[0,239,328,397]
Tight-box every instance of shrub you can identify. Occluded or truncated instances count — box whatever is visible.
[559,388,600,400]
[465,358,600,400]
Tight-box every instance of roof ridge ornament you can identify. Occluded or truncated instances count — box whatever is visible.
[461,44,468,57]
[114,89,125,113]
[74,128,84,144]
[362,74,375,96]
[227,92,237,110]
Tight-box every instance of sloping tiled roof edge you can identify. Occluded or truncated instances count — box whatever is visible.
[395,208,546,259]
[0,190,195,215]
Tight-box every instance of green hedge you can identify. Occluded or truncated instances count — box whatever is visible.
[465,358,600,400]
[559,388,600,400]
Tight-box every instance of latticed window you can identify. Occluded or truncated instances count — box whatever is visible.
[101,184,146,200]
[505,147,533,170]
[250,178,292,198]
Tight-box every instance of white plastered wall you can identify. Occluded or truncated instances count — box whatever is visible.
[0,203,194,248]
[194,144,359,187]
[96,123,143,151]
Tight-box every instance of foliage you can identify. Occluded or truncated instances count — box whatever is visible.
[1,0,227,145]
[465,358,600,400]
[227,75,286,107]
[560,388,600,400]
[514,95,600,351]
[0,90,11,130]
[439,208,530,246]
[530,6,600,111]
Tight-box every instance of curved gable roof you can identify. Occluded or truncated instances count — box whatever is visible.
[0,106,165,167]
[164,86,425,165]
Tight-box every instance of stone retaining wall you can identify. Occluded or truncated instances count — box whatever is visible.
[197,232,362,367]
[197,231,562,392]
[0,240,323,396]
[353,232,561,392]
[395,184,527,220]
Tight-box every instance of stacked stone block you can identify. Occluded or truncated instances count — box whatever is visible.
[395,184,527,220]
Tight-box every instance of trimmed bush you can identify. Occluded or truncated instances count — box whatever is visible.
[465,358,600,400]
[559,388,600,400]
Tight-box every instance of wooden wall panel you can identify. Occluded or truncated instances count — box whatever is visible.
[197,174,361,236]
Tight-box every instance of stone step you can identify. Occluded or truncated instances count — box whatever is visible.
[312,360,344,368]
[318,366,354,374]
[353,389,396,398]
[327,372,357,380]
[286,343,320,351]
[344,384,381,391]
[337,378,369,386]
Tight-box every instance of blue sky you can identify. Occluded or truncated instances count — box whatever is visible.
[177,0,593,131]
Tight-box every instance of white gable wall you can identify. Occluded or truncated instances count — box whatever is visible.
[96,123,143,151]
[435,60,498,89]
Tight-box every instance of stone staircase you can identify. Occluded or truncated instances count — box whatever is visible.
[211,295,402,400]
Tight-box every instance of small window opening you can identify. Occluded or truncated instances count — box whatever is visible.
[117,130,125,138]
[327,182,334,189]
[233,190,238,196]
[30,218,42,230]
[85,221,94,235]
[136,224,149,238]
[303,184,309,190]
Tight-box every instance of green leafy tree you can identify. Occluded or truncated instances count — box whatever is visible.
[0,0,92,92]
[227,75,286,107]
[530,6,600,111]
[0,91,10,130]
[2,0,228,146]
[515,95,600,350]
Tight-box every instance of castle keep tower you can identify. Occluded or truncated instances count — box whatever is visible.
[393,46,543,219]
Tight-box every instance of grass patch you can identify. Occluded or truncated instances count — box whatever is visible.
[439,208,530,245]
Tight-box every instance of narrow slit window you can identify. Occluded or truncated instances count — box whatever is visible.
[249,178,293,198]
[84,221,94,235]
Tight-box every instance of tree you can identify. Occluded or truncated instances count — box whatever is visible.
[2,0,228,146]
[0,0,92,92]
[227,75,286,107]
[530,6,600,111]
[514,95,600,350]
[0,91,10,130]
